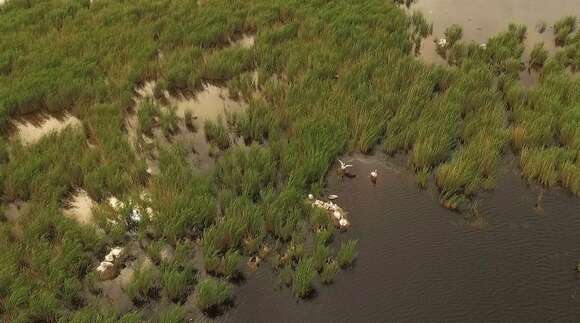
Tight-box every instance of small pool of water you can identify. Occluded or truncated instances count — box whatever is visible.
[62,189,95,226]
[129,82,247,173]
[10,112,81,145]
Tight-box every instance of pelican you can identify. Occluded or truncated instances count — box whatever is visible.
[370,169,378,184]
[338,159,353,171]
[437,37,448,48]
[130,208,142,223]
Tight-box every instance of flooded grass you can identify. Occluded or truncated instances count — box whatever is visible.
[10,112,81,145]
[1,0,579,321]
[128,82,248,173]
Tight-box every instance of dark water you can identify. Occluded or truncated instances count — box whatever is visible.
[219,154,580,322]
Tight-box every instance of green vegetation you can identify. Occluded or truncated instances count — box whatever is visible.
[0,0,579,320]
[137,99,159,136]
[554,16,576,46]
[320,260,340,284]
[204,117,230,150]
[292,257,316,298]
[126,267,161,306]
[337,240,359,268]
[195,278,232,312]
[529,43,549,70]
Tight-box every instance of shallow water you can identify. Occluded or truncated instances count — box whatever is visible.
[221,154,580,322]
[11,113,81,145]
[412,0,580,84]
[62,189,95,225]
[129,83,247,172]
[2,201,28,239]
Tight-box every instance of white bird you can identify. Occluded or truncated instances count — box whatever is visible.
[130,208,142,223]
[437,37,448,48]
[370,169,378,184]
[338,159,353,171]
[328,194,338,200]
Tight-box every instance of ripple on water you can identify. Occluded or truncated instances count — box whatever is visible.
[221,152,580,322]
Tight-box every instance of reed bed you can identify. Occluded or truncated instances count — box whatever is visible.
[1,0,579,320]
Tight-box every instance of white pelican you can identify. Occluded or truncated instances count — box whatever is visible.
[338,159,353,171]
[437,37,448,48]
[370,169,378,183]
[130,208,142,222]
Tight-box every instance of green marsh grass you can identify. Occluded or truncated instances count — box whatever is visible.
[554,16,576,46]
[320,260,340,285]
[1,0,579,318]
[292,257,316,298]
[126,267,162,306]
[204,117,231,150]
[195,278,232,312]
[529,43,549,70]
[337,240,358,268]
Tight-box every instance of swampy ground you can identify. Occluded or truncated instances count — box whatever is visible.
[224,154,580,322]
[0,0,579,322]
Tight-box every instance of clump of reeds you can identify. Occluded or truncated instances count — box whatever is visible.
[204,117,230,150]
[536,21,547,34]
[292,257,316,298]
[195,278,232,312]
[126,267,162,306]
[444,24,463,47]
[160,106,179,137]
[158,305,187,323]
[137,99,159,136]
[409,11,433,55]
[337,239,358,268]
[320,260,340,284]
[162,262,196,303]
[416,167,430,188]
[520,147,562,187]
[529,43,548,70]
[184,110,196,132]
[553,16,576,46]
